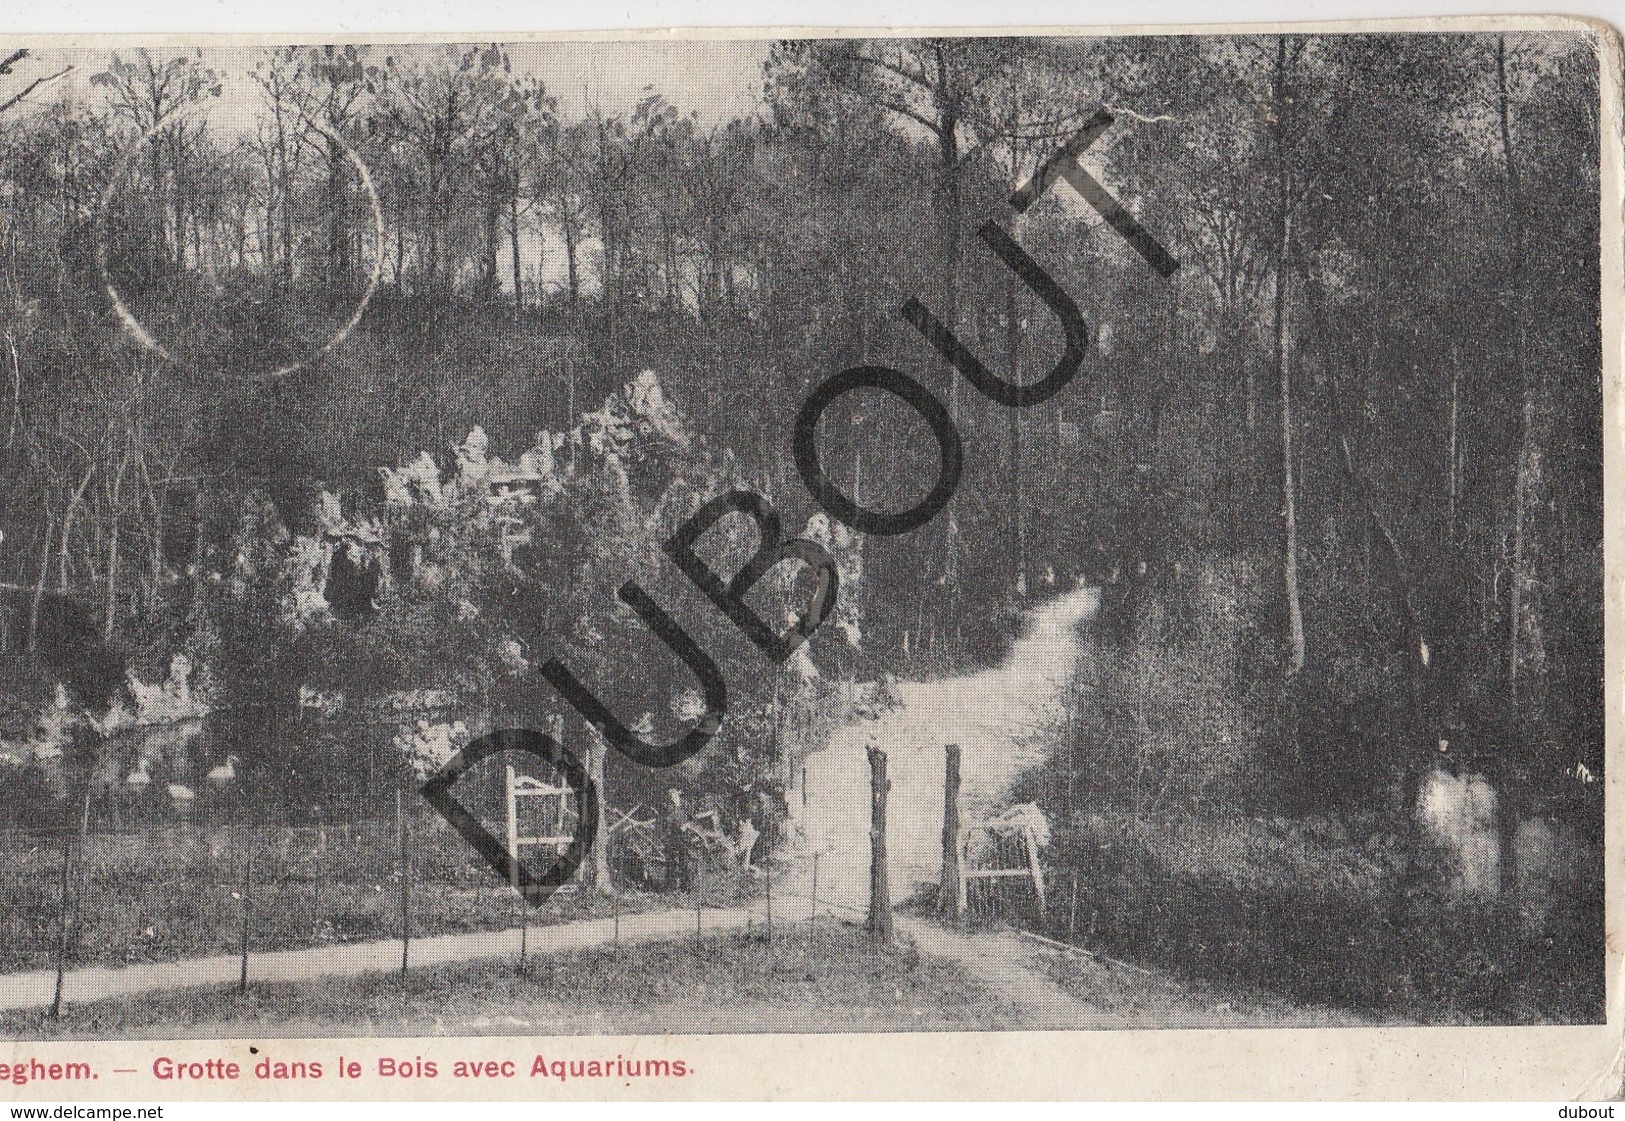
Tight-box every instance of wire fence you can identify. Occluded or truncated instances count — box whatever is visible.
[0,787,803,1015]
[0,744,1064,1020]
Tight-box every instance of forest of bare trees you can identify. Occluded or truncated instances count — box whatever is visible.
[0,33,1604,1021]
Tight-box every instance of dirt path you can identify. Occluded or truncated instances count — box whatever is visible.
[795,586,1100,911]
[0,907,757,1013]
[896,917,1119,1025]
[899,916,1365,1028]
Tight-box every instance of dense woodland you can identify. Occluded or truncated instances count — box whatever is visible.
[0,35,1605,1013]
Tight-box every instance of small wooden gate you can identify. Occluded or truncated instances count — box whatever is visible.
[957,819,1046,918]
[504,764,579,890]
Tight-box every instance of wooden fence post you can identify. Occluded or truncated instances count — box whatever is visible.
[1023,824,1046,919]
[940,744,963,921]
[238,826,253,993]
[504,764,520,891]
[866,745,893,943]
[51,786,93,1020]
[49,832,71,1019]
[957,829,970,917]
[808,853,819,942]
[518,897,529,972]
[396,789,411,977]
[587,727,613,894]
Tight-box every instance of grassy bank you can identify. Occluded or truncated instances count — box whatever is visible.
[3,923,1019,1038]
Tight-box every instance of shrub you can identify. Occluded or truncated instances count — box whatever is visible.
[1036,808,1602,1023]
[1061,556,1271,815]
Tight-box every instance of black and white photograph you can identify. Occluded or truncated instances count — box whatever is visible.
[0,22,1610,1059]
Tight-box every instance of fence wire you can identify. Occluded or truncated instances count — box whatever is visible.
[0,794,796,1002]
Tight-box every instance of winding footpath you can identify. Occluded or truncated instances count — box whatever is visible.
[795,586,1101,911]
[792,586,1362,1028]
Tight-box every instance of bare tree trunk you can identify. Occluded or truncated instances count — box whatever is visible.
[190,487,206,628]
[1448,347,1460,539]
[280,153,296,285]
[138,450,164,614]
[706,235,725,317]
[425,167,442,294]
[1006,271,1024,590]
[480,193,502,303]
[263,196,277,272]
[596,196,617,308]
[563,219,580,306]
[1499,35,1534,709]
[509,189,524,312]
[1244,346,1257,435]
[4,330,20,454]
[393,187,408,288]
[58,458,96,597]
[930,67,965,656]
[147,142,166,268]
[663,218,679,312]
[326,139,351,285]
[1274,36,1306,678]
[937,122,962,423]
[103,449,130,641]
[26,505,56,651]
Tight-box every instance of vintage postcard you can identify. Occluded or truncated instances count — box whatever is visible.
[0,14,1618,1101]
